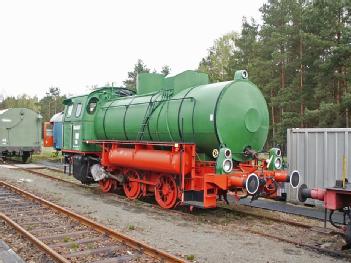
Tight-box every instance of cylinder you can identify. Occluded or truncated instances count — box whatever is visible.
[228,175,246,188]
[273,171,289,182]
[107,148,191,174]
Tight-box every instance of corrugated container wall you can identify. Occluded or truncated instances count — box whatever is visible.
[286,128,351,206]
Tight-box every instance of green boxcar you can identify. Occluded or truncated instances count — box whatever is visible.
[0,108,42,162]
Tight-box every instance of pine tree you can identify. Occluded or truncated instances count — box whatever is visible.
[123,59,150,91]
[198,32,238,82]
[198,0,351,148]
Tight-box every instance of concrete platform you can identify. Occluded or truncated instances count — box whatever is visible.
[0,164,45,169]
[35,160,65,171]
[0,240,25,263]
[0,165,17,169]
[13,164,45,169]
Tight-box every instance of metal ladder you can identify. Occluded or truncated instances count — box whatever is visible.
[137,89,172,140]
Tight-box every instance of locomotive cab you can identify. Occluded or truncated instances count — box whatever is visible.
[62,87,135,183]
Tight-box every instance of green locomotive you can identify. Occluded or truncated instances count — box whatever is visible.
[56,70,299,209]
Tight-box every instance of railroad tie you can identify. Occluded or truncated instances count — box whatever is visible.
[39,230,91,241]
[63,245,128,259]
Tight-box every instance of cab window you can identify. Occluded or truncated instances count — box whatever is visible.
[75,103,82,117]
[87,97,98,114]
[66,104,73,117]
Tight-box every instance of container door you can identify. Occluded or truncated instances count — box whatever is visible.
[43,122,53,147]
[1,113,14,147]
[0,128,8,147]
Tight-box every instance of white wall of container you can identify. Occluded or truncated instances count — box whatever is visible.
[286,128,351,206]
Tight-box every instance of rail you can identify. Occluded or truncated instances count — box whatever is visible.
[7,164,351,260]
[0,180,184,263]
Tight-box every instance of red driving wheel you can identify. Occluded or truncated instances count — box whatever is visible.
[155,174,178,209]
[99,179,116,193]
[123,170,141,199]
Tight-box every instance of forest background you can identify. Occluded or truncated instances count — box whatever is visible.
[1,0,350,149]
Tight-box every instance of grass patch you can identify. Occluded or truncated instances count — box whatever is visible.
[31,146,62,162]
[128,224,135,230]
[63,236,71,242]
[70,242,79,250]
[186,254,195,261]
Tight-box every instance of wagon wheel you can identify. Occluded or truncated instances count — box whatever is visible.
[155,174,178,209]
[99,179,117,193]
[123,170,141,199]
[22,152,31,163]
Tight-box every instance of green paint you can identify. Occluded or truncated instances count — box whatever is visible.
[215,147,232,174]
[137,73,165,95]
[0,108,42,149]
[63,70,269,162]
[62,87,118,152]
[267,147,283,170]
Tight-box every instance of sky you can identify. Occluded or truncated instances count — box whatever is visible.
[0,0,265,99]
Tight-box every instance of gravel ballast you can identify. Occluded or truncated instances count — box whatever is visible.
[0,166,347,263]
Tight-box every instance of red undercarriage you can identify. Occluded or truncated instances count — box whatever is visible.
[68,140,291,209]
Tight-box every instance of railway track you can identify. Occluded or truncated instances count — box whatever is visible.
[11,164,341,226]
[6,164,351,260]
[0,180,184,263]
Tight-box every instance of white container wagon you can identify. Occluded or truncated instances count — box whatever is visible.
[286,128,351,206]
[0,108,42,162]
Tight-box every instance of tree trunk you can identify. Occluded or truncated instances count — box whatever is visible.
[271,88,275,146]
[336,8,341,106]
[346,108,349,128]
[281,66,285,120]
[346,67,349,127]
[280,45,285,121]
[300,33,304,128]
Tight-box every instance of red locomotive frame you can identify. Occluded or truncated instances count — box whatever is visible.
[76,140,296,209]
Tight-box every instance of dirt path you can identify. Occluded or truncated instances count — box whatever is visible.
[0,166,347,263]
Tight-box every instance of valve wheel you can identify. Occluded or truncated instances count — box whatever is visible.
[155,174,178,209]
[99,179,117,193]
[123,170,141,199]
